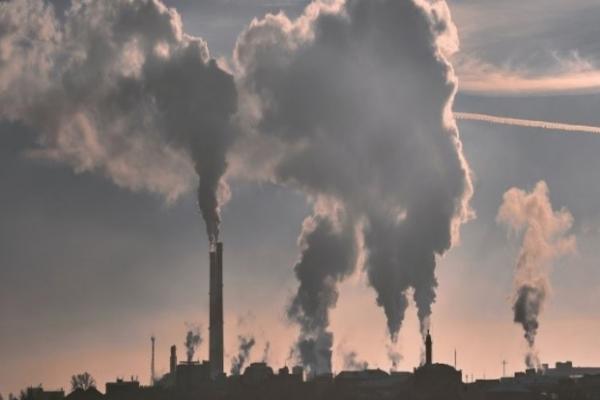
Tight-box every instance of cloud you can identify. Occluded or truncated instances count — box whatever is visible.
[455,57,600,95]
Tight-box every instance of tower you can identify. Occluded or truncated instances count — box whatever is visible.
[425,330,432,366]
[170,345,177,375]
[209,241,224,378]
[150,336,156,385]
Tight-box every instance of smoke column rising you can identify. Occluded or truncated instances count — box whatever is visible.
[0,0,238,242]
[235,0,473,370]
[230,335,256,376]
[184,326,203,363]
[286,211,357,376]
[497,181,576,368]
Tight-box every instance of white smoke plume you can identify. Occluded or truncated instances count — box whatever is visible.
[235,0,473,371]
[455,112,600,136]
[0,0,238,242]
[497,181,576,369]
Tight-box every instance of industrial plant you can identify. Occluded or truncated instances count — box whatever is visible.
[11,243,600,400]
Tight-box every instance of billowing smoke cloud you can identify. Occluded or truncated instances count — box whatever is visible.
[286,210,357,376]
[497,181,576,369]
[343,351,368,371]
[235,0,473,368]
[184,325,203,362]
[230,335,256,376]
[0,0,237,242]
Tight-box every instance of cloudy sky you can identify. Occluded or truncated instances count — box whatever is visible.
[2,0,600,394]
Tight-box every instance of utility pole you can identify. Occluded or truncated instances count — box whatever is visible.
[502,360,507,378]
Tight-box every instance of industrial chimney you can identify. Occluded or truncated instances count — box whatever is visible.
[170,345,177,375]
[209,242,224,378]
[150,336,156,385]
[425,330,432,366]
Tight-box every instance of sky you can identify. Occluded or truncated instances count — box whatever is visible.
[2,0,600,395]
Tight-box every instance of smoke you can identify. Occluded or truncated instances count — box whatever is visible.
[286,210,357,376]
[0,0,238,242]
[184,325,203,363]
[497,181,576,369]
[343,351,369,371]
[3,0,475,373]
[455,112,600,135]
[235,0,473,365]
[230,335,256,376]
[387,346,403,372]
[261,341,271,363]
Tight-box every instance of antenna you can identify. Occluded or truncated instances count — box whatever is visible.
[502,360,507,378]
[454,349,457,369]
[151,336,156,385]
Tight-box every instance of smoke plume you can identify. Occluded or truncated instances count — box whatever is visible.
[235,0,473,368]
[261,341,271,363]
[387,346,403,372]
[497,181,576,369]
[230,335,256,376]
[0,0,238,242]
[184,326,203,363]
[343,351,369,371]
[286,211,357,376]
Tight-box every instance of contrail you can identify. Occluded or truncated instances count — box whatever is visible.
[455,112,600,135]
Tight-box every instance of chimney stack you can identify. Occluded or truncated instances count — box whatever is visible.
[151,336,156,385]
[170,345,177,375]
[209,242,224,378]
[425,330,432,366]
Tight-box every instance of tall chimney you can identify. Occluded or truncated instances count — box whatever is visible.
[209,242,224,378]
[151,336,156,385]
[170,345,177,375]
[425,330,432,366]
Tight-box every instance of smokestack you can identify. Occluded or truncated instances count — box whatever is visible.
[425,330,432,366]
[170,345,177,375]
[209,242,224,378]
[151,336,155,385]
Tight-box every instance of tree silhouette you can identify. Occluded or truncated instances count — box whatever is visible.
[70,373,96,391]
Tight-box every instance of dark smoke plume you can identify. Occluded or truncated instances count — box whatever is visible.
[235,0,473,368]
[343,351,368,371]
[0,0,237,242]
[184,326,203,362]
[286,212,357,376]
[230,335,256,376]
[498,181,575,369]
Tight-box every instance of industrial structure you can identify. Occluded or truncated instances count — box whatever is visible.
[209,241,224,378]
[16,245,600,400]
[150,336,155,386]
